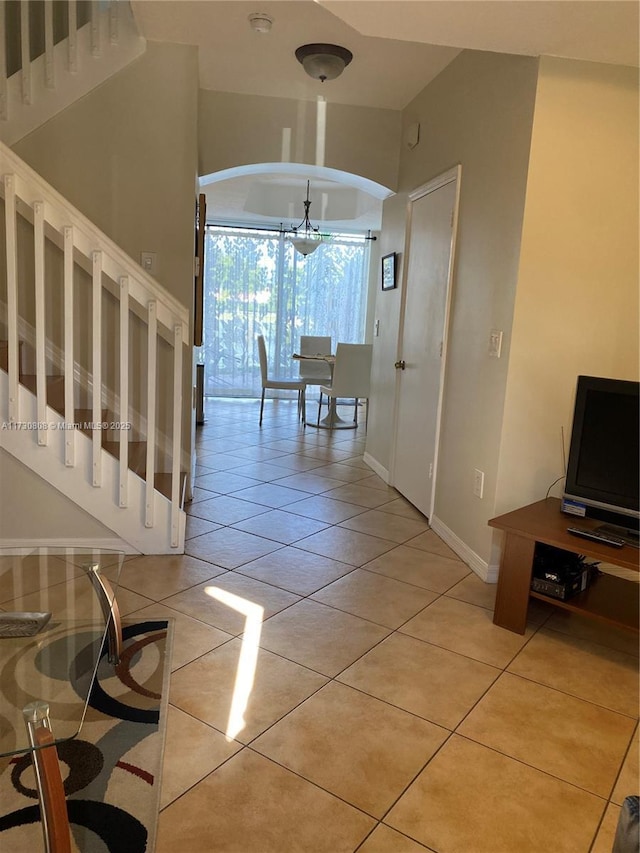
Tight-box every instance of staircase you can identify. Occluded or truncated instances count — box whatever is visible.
[0,137,189,553]
[1,0,147,146]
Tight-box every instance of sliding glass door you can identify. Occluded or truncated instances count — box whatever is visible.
[200,226,370,396]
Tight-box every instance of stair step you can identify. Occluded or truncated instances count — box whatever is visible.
[20,374,65,413]
[102,440,186,503]
[0,340,24,374]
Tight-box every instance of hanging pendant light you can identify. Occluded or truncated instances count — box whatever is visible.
[289,181,323,256]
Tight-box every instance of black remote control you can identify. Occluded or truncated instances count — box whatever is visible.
[567,527,625,548]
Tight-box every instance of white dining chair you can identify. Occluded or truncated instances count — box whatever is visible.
[298,336,333,387]
[317,343,372,430]
[257,335,306,426]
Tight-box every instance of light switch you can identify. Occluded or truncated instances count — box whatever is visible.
[374,319,380,337]
[489,329,503,358]
[141,252,157,275]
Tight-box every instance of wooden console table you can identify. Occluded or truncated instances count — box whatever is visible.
[489,498,639,635]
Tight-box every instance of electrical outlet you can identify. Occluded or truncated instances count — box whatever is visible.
[474,468,484,498]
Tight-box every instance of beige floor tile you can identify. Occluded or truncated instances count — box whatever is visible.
[253,681,448,818]
[117,554,226,600]
[591,803,622,853]
[404,529,461,561]
[338,632,500,729]
[363,545,470,592]
[273,471,346,493]
[322,483,393,508]
[295,526,397,566]
[358,825,435,853]
[230,481,310,507]
[400,596,534,668]
[285,494,368,524]
[266,453,327,472]
[184,526,282,568]
[234,547,355,595]
[445,572,497,610]
[231,508,329,544]
[311,568,438,628]
[508,628,640,717]
[612,727,639,804]
[259,599,390,676]
[160,705,240,808]
[339,509,430,544]
[195,469,261,493]
[184,516,221,539]
[162,573,300,634]
[156,749,375,853]
[186,494,270,524]
[386,736,605,853]
[131,603,233,670]
[544,610,640,658]
[169,638,327,742]
[224,460,295,481]
[376,498,429,522]
[310,462,373,482]
[458,672,636,796]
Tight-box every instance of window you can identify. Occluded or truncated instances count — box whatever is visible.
[200,226,370,396]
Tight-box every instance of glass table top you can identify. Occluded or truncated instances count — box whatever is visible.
[0,546,124,757]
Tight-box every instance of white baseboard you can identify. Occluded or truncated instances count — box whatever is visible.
[0,537,141,555]
[362,452,389,483]
[430,514,497,583]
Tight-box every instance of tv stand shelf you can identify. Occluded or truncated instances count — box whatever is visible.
[489,498,639,635]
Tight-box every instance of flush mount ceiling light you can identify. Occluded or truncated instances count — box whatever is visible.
[289,181,323,256]
[248,12,273,33]
[295,43,353,83]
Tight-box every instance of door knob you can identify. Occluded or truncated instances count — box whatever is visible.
[394,360,406,370]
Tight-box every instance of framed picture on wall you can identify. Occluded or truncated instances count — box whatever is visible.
[381,251,397,291]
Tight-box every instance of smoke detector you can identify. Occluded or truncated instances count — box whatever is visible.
[248,12,273,33]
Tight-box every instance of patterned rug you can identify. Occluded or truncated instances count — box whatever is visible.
[0,619,172,852]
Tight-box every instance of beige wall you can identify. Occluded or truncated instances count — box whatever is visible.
[0,450,116,540]
[366,50,539,565]
[199,90,401,190]
[495,59,639,533]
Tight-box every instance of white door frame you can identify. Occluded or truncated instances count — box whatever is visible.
[389,164,462,519]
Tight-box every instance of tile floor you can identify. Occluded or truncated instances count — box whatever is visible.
[119,397,638,852]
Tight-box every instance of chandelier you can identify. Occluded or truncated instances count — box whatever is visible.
[289,181,323,257]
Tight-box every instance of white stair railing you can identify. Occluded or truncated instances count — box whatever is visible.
[0,1,146,145]
[0,139,189,551]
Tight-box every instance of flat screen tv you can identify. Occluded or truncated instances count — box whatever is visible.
[562,375,639,544]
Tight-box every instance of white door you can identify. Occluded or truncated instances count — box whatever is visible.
[391,167,460,518]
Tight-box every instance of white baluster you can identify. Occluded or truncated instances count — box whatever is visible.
[0,0,8,120]
[68,0,78,73]
[92,251,102,486]
[171,325,183,547]
[20,1,31,104]
[90,1,101,57]
[145,300,157,528]
[109,1,119,45]
[44,0,54,88]
[4,175,19,423]
[119,276,129,507]
[34,202,47,446]
[63,226,75,466]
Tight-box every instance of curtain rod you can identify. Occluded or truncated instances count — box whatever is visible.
[206,222,377,241]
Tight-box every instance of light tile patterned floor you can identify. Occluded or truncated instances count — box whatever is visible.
[125,398,636,852]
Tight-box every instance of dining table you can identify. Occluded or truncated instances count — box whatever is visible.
[292,353,357,430]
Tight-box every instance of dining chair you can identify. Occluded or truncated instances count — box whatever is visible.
[298,335,333,389]
[257,335,306,426]
[317,343,372,430]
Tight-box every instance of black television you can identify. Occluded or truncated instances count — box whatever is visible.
[562,375,639,545]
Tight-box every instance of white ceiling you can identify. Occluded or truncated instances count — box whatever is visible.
[130,0,639,230]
